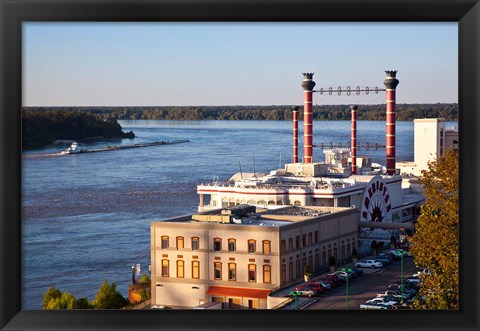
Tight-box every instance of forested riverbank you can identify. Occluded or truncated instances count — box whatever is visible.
[22,109,135,148]
[23,103,458,122]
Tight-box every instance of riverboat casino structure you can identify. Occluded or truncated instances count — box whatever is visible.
[150,71,458,309]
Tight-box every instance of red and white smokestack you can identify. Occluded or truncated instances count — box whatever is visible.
[292,106,299,163]
[383,70,399,176]
[350,105,358,174]
[301,73,316,163]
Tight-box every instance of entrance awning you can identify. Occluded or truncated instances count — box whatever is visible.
[207,286,270,299]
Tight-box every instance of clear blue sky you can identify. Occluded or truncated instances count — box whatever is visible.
[23,23,457,107]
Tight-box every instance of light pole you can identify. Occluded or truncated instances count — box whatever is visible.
[341,268,352,310]
[289,291,300,309]
[397,250,408,303]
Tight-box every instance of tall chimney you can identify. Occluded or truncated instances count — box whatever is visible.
[383,70,399,176]
[350,105,358,174]
[292,106,299,163]
[301,73,316,163]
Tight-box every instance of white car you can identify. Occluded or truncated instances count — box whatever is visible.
[355,260,383,268]
[366,298,398,307]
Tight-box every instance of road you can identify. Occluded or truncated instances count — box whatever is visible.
[304,257,418,310]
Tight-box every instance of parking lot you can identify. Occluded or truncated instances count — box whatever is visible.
[281,256,418,310]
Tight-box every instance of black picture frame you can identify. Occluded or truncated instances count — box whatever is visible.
[1,0,479,330]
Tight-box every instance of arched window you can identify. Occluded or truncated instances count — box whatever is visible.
[177,260,184,278]
[295,236,300,249]
[248,264,256,282]
[288,238,293,251]
[213,238,222,252]
[161,259,169,277]
[248,239,256,254]
[294,200,301,206]
[302,234,307,247]
[176,236,184,249]
[228,239,236,252]
[228,263,236,281]
[191,237,199,250]
[263,240,271,254]
[214,262,222,280]
[281,264,286,283]
[263,265,271,284]
[314,231,319,244]
[161,236,169,249]
[192,261,200,279]
[308,232,312,246]
[281,240,286,254]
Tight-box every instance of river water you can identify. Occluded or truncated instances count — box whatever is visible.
[21,119,456,308]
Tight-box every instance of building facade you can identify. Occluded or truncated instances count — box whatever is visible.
[150,205,358,309]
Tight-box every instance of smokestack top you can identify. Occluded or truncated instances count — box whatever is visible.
[292,106,300,112]
[301,73,316,91]
[350,105,358,111]
[384,70,399,90]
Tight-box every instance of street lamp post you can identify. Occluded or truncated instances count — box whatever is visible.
[397,250,408,303]
[289,291,300,309]
[341,268,352,310]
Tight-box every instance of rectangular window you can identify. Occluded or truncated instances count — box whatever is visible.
[263,240,271,254]
[263,265,271,284]
[177,260,184,278]
[228,263,236,281]
[248,240,256,254]
[176,236,184,250]
[161,259,169,277]
[296,259,300,278]
[308,233,312,246]
[288,238,293,251]
[281,264,286,283]
[302,234,307,247]
[281,240,286,254]
[248,264,256,282]
[214,238,221,252]
[161,236,169,249]
[289,262,293,280]
[192,261,200,279]
[191,237,199,251]
[295,236,300,249]
[214,262,222,280]
[228,239,236,252]
[314,231,319,244]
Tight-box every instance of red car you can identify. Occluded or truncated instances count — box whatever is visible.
[319,277,338,287]
[295,284,324,294]
[307,281,327,292]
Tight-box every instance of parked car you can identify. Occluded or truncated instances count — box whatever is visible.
[308,281,331,290]
[372,256,392,265]
[298,282,324,293]
[378,290,409,300]
[324,273,340,285]
[318,281,332,290]
[388,284,416,297]
[366,298,399,307]
[294,286,318,297]
[332,270,352,281]
[376,295,403,303]
[359,302,391,310]
[355,260,383,268]
[319,277,338,287]
[151,305,172,309]
[351,268,364,276]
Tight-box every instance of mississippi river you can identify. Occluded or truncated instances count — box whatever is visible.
[21,119,456,308]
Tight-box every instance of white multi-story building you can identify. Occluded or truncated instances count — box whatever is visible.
[150,205,358,309]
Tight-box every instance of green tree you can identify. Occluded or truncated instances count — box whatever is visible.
[408,149,458,309]
[75,297,91,309]
[42,287,62,309]
[44,291,77,309]
[139,274,150,284]
[92,279,127,309]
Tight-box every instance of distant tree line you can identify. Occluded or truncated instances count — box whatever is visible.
[22,109,135,148]
[23,103,459,122]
